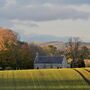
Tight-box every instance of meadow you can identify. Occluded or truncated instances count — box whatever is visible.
[0,68,90,90]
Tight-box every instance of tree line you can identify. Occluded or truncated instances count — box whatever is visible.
[0,29,90,70]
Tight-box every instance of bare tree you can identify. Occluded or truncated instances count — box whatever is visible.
[66,37,81,67]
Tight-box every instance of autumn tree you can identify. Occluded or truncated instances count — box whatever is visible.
[0,27,19,50]
[0,27,20,69]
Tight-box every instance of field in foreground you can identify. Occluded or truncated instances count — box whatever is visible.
[0,68,90,90]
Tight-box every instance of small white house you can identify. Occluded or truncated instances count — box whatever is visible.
[34,54,68,69]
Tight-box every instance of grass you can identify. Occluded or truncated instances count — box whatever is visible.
[0,68,90,90]
[75,68,90,81]
[85,68,90,72]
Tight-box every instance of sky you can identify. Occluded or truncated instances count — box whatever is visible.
[0,0,90,42]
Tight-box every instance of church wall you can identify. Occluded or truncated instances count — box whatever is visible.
[34,64,62,69]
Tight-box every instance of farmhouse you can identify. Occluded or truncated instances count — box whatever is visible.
[84,59,90,67]
[34,53,68,69]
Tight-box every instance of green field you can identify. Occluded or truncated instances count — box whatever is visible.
[0,68,90,90]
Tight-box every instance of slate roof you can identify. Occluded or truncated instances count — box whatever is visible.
[35,56,64,64]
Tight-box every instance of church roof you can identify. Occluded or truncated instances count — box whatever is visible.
[35,56,64,64]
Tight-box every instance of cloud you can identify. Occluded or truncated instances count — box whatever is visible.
[4,0,16,7]
[10,20,39,38]
[10,19,90,42]
[0,3,90,21]
[11,19,39,27]
[0,0,6,7]
[0,0,90,42]
[67,5,90,13]
[0,18,12,28]
[16,0,90,5]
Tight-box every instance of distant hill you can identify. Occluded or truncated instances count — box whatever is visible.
[81,42,90,49]
[40,41,66,51]
[22,34,90,49]
[24,34,70,42]
[39,41,90,51]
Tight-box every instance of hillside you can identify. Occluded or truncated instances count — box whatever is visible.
[40,41,65,51]
[81,42,90,49]
[40,41,90,50]
[0,68,90,89]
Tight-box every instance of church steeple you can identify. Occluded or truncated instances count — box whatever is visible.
[34,52,39,63]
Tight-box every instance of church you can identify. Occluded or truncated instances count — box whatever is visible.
[34,53,68,69]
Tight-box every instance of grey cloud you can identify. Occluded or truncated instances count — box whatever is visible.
[29,23,39,27]
[0,18,13,28]
[16,0,90,5]
[0,5,90,21]
[11,20,39,27]
[0,0,6,7]
[0,0,90,28]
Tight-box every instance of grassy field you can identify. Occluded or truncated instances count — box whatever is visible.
[0,68,90,90]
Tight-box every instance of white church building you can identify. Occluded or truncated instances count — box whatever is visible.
[34,54,68,69]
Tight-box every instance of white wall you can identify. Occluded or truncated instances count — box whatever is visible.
[62,56,68,68]
[34,64,62,69]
